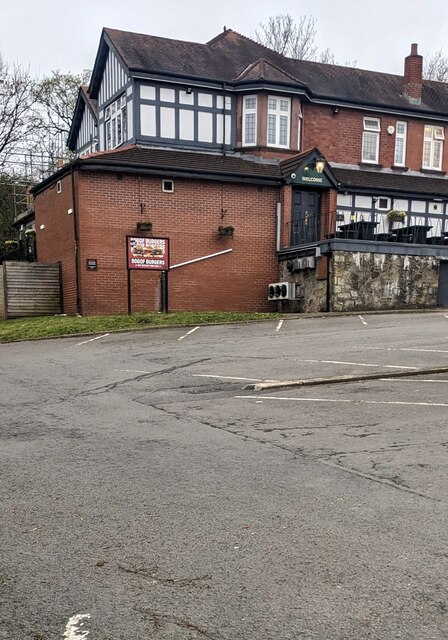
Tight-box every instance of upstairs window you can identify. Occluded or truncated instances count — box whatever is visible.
[394,121,407,166]
[423,125,444,170]
[362,117,380,163]
[105,94,127,150]
[267,96,290,147]
[242,96,257,145]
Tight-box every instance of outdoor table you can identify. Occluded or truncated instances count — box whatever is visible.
[337,220,378,240]
[394,225,432,244]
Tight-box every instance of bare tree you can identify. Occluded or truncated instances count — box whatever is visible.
[256,14,319,60]
[424,49,448,81]
[0,54,38,168]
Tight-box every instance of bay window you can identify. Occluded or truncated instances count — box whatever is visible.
[242,96,257,145]
[267,96,290,147]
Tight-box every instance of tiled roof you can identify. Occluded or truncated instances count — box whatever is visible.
[78,145,282,180]
[101,27,448,116]
[333,167,448,197]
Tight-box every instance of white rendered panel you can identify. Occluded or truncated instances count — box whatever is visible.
[179,109,194,141]
[140,85,156,100]
[198,112,213,142]
[179,91,194,105]
[160,107,175,138]
[337,194,352,207]
[127,99,133,139]
[140,104,156,137]
[411,200,426,213]
[225,115,231,144]
[198,93,213,107]
[160,88,175,102]
[354,196,372,208]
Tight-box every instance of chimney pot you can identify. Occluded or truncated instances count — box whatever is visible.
[411,43,418,55]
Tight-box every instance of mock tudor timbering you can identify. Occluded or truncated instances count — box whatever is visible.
[32,27,448,315]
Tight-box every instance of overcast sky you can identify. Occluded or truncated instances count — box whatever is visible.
[2,0,448,78]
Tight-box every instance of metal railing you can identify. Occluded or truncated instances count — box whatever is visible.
[284,210,448,248]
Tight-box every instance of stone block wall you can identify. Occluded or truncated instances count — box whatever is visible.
[331,251,438,311]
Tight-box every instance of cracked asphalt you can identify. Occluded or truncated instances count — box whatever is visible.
[1,312,448,639]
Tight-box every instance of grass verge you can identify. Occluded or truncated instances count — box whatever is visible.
[0,311,282,344]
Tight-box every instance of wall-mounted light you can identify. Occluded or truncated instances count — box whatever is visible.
[67,208,74,215]
[332,106,339,115]
[315,157,325,174]
[185,87,193,94]
[40,224,45,230]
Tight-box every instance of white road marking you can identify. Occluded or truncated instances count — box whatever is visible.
[192,374,280,383]
[365,347,448,354]
[444,314,448,319]
[235,395,448,408]
[73,334,109,347]
[120,369,152,374]
[301,358,417,370]
[276,320,284,333]
[63,613,91,639]
[178,326,200,341]
[358,315,368,325]
[379,378,448,383]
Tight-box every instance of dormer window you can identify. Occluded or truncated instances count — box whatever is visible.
[362,117,380,163]
[267,96,290,148]
[242,96,257,146]
[105,94,127,150]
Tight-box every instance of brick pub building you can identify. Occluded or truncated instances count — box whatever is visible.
[33,29,448,314]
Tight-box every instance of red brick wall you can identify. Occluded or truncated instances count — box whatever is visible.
[39,171,281,315]
[302,103,448,172]
[34,172,77,314]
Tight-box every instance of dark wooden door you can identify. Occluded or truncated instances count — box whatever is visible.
[437,261,448,307]
[291,190,320,246]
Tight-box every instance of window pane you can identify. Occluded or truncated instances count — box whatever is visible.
[245,97,256,110]
[364,118,380,131]
[280,99,289,112]
[433,140,442,167]
[279,115,288,145]
[424,126,433,139]
[395,138,404,164]
[245,112,256,144]
[423,140,432,167]
[363,131,378,161]
[268,98,277,110]
[267,114,276,144]
[397,122,406,135]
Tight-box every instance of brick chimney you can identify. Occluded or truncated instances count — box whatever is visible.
[404,43,423,104]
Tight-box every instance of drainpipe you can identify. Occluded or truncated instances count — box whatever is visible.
[276,202,282,252]
[70,162,82,315]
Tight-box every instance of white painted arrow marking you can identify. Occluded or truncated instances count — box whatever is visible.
[63,613,91,639]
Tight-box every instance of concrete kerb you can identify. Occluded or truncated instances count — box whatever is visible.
[244,366,448,392]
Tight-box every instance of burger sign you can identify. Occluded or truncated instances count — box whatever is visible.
[127,236,169,270]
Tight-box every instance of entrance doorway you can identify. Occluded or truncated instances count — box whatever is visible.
[291,190,320,246]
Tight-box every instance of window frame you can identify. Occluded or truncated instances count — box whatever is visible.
[267,95,291,148]
[422,124,445,171]
[242,95,257,146]
[394,121,407,166]
[105,94,127,150]
[362,117,381,164]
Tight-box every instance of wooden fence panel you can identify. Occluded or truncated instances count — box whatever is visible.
[4,262,61,318]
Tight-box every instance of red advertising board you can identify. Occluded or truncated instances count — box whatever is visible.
[127,236,170,270]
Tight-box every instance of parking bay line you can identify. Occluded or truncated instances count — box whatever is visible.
[193,374,280,383]
[276,320,284,333]
[235,395,448,408]
[301,359,418,370]
[358,315,368,325]
[178,326,200,341]
[67,334,109,348]
[365,347,448,354]
[63,613,91,640]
